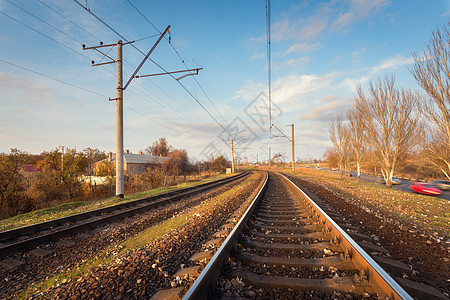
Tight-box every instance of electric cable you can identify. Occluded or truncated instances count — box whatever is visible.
[0,10,92,61]
[0,58,108,98]
[29,0,215,135]
[125,0,231,129]
[73,0,234,138]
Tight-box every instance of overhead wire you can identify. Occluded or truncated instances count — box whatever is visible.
[265,0,272,136]
[0,10,92,61]
[6,0,85,45]
[73,0,234,138]
[0,57,185,135]
[0,58,108,98]
[37,0,101,42]
[0,4,185,135]
[125,0,231,130]
[30,0,215,136]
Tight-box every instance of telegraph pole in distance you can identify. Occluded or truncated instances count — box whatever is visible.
[231,139,234,173]
[291,123,295,173]
[269,147,271,170]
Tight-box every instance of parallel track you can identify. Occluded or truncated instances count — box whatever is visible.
[0,172,249,260]
[183,172,413,299]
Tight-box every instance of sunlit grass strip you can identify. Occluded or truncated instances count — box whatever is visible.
[0,173,233,232]
[16,172,258,300]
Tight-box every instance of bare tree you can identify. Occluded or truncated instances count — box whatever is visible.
[347,105,366,179]
[411,23,450,179]
[355,76,420,187]
[329,115,350,176]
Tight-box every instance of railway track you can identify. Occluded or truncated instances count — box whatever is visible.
[0,171,249,265]
[178,172,446,300]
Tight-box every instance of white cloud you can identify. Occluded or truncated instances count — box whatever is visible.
[371,55,414,73]
[271,14,329,41]
[232,80,266,101]
[299,99,352,122]
[283,42,322,56]
[342,75,371,92]
[250,52,266,60]
[330,0,390,31]
[279,56,309,69]
[0,72,51,103]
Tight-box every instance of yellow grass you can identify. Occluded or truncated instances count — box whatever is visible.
[0,173,233,232]
[281,167,449,239]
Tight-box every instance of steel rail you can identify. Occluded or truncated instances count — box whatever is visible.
[183,171,269,300]
[0,172,249,259]
[279,173,413,300]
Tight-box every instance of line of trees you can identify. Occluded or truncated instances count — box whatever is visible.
[327,23,450,187]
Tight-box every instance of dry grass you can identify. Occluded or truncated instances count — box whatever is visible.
[282,167,449,239]
[0,173,233,232]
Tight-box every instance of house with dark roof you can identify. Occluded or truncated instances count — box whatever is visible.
[95,150,169,175]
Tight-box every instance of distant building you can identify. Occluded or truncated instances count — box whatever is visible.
[95,150,169,175]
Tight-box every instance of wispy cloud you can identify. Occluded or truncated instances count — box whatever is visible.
[250,52,266,60]
[272,72,342,105]
[371,55,414,72]
[0,72,51,103]
[271,13,329,41]
[279,56,309,69]
[299,99,352,122]
[283,42,322,56]
[330,0,390,31]
[232,80,266,101]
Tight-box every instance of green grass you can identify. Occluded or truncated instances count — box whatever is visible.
[0,173,233,232]
[16,172,256,300]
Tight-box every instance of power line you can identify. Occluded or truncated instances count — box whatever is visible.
[0,58,186,137]
[130,82,216,136]
[73,0,233,138]
[0,58,108,98]
[266,0,272,135]
[0,10,91,61]
[33,0,197,129]
[37,0,101,42]
[6,0,85,45]
[125,0,231,129]
[0,5,200,138]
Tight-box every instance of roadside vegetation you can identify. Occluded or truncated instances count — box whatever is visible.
[0,173,232,232]
[285,167,449,240]
[0,137,232,222]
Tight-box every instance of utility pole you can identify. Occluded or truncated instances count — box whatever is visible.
[116,40,124,197]
[307,147,310,164]
[291,124,295,173]
[256,154,259,171]
[231,139,235,173]
[60,145,64,173]
[269,147,271,170]
[83,26,200,198]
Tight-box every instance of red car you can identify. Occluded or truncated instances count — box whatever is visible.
[410,182,442,196]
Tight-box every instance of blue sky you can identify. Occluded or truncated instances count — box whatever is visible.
[0,0,448,163]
